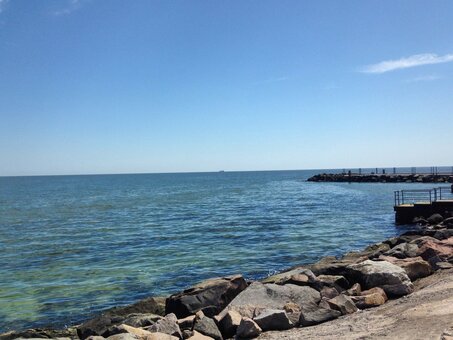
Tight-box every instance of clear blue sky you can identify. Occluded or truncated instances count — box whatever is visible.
[1,0,452,176]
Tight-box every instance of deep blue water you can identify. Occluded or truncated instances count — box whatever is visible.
[0,170,433,331]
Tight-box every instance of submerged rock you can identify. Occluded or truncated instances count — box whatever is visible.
[165,275,247,318]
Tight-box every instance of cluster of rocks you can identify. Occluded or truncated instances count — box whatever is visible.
[307,173,453,183]
[2,216,453,340]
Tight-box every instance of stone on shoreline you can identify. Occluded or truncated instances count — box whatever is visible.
[215,310,241,338]
[217,282,320,320]
[253,309,293,331]
[193,315,223,340]
[146,313,182,338]
[383,242,419,259]
[236,318,262,339]
[165,275,247,318]
[187,330,214,340]
[346,260,414,297]
[378,255,432,281]
[298,304,341,326]
[326,294,358,315]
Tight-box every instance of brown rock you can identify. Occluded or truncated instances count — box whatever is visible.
[187,330,214,340]
[378,255,432,281]
[351,292,386,309]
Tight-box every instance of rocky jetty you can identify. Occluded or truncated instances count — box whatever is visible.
[1,215,453,340]
[307,173,453,183]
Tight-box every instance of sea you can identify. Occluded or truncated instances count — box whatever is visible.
[0,169,444,331]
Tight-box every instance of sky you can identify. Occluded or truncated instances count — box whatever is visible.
[1,0,452,176]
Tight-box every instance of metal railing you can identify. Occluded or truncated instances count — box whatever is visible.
[394,186,453,206]
[342,166,453,176]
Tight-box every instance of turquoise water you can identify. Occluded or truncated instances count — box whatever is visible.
[0,170,431,331]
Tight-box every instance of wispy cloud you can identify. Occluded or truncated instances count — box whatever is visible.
[361,53,453,74]
[52,0,86,16]
[253,76,289,85]
[0,0,9,14]
[406,75,443,83]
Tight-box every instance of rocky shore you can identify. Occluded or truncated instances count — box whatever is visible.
[2,216,453,340]
[307,173,453,183]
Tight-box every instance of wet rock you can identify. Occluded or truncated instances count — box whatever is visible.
[216,310,241,338]
[147,313,182,338]
[236,318,262,339]
[299,304,341,327]
[165,275,247,318]
[378,255,432,281]
[346,260,414,297]
[193,316,222,340]
[77,297,166,338]
[326,294,358,315]
[345,283,361,296]
[253,309,293,331]
[0,328,77,340]
[217,282,320,320]
[427,213,444,225]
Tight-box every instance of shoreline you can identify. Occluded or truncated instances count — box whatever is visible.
[1,215,453,339]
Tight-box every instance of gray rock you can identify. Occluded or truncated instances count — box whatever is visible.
[187,330,214,340]
[165,275,247,318]
[236,318,261,339]
[216,310,241,338]
[123,313,163,328]
[326,294,358,315]
[299,304,341,326]
[177,315,196,331]
[193,316,222,340]
[345,283,361,296]
[103,324,154,339]
[384,243,419,259]
[320,286,339,299]
[316,275,350,290]
[427,213,444,225]
[378,256,432,281]
[147,313,182,338]
[253,309,293,331]
[262,267,317,285]
[77,297,166,339]
[346,260,414,297]
[434,229,453,240]
[217,282,320,320]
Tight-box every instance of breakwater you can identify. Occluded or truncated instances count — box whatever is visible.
[2,215,453,340]
[307,173,453,183]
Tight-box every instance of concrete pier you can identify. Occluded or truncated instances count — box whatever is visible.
[394,185,453,224]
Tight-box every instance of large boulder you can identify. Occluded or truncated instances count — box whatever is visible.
[308,255,366,276]
[253,309,293,331]
[427,213,444,225]
[346,260,414,297]
[217,282,320,319]
[378,256,432,281]
[165,275,247,318]
[123,314,163,328]
[261,267,317,285]
[351,291,386,309]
